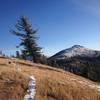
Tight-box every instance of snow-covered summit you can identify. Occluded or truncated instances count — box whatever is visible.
[50,45,100,60]
[71,45,85,48]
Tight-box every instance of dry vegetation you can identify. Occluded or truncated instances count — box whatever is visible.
[0,56,100,100]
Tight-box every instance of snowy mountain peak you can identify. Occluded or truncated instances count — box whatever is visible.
[65,45,89,51]
[71,45,84,48]
[50,45,100,60]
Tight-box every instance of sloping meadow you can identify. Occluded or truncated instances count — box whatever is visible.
[0,57,100,100]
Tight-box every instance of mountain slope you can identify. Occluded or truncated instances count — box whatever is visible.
[48,45,100,82]
[0,56,100,100]
[50,45,100,60]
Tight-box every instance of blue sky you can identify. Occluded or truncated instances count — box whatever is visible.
[0,0,100,56]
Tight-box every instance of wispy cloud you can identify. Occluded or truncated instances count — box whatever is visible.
[70,0,100,16]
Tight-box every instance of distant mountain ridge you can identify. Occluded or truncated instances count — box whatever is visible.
[50,45,100,60]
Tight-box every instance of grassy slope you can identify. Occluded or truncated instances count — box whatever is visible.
[0,57,100,100]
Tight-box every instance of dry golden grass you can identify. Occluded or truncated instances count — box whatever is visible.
[0,57,100,100]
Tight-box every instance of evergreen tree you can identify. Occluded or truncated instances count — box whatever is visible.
[16,51,20,58]
[0,50,2,55]
[11,16,42,63]
[40,54,48,64]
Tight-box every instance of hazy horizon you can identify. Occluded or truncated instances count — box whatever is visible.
[0,0,100,56]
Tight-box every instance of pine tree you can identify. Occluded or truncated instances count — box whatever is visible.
[0,50,2,55]
[11,16,42,63]
[16,51,21,58]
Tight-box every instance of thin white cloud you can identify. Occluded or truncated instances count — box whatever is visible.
[70,0,100,16]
